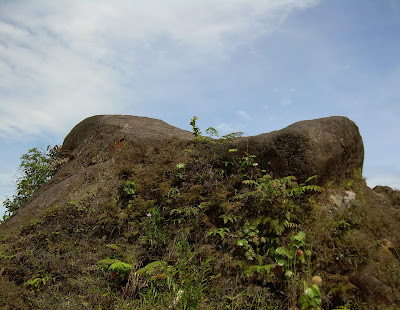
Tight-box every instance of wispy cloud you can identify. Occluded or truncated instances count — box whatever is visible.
[215,122,242,135]
[237,110,252,120]
[0,0,319,139]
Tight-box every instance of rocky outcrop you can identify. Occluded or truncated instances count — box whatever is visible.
[373,185,400,207]
[61,115,194,163]
[0,115,364,234]
[62,114,363,183]
[234,116,364,183]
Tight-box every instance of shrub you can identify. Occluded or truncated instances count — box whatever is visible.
[2,145,59,217]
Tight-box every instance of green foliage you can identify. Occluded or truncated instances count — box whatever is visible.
[220,132,243,141]
[122,238,212,309]
[190,116,243,144]
[242,263,275,278]
[124,180,137,195]
[139,206,168,252]
[174,163,185,180]
[136,260,167,277]
[170,205,201,224]
[274,231,311,279]
[98,258,134,277]
[241,174,322,201]
[237,222,260,260]
[175,162,185,169]
[332,306,351,310]
[299,282,322,310]
[239,153,258,172]
[2,145,59,216]
[24,275,54,291]
[220,214,241,224]
[205,127,219,138]
[190,116,202,137]
[206,227,231,239]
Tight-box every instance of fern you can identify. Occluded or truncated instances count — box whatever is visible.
[243,264,275,278]
[24,275,54,291]
[206,227,231,239]
[98,258,133,276]
[220,214,240,224]
[136,260,167,276]
[108,261,134,275]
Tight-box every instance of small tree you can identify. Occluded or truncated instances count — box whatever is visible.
[2,145,59,217]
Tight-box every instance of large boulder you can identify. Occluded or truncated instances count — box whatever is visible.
[235,116,364,183]
[61,115,193,162]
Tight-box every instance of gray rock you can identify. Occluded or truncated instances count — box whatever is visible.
[61,115,193,159]
[351,262,394,306]
[373,185,400,207]
[62,115,364,184]
[329,191,357,209]
[233,116,364,183]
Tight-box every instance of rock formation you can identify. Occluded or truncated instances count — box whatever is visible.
[0,115,364,234]
[234,115,364,183]
[61,114,363,183]
[2,115,399,310]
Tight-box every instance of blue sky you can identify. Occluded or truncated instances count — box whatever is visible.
[1,0,400,215]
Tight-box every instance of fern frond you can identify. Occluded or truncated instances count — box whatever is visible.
[136,260,167,276]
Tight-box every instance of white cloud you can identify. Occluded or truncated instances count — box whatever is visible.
[0,0,319,139]
[237,110,252,120]
[215,122,239,135]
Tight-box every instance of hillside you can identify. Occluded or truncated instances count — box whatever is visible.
[0,115,399,309]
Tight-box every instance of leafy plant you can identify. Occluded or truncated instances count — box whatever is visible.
[136,260,167,277]
[205,127,219,138]
[175,163,185,180]
[299,282,322,310]
[237,222,260,260]
[2,145,59,216]
[274,231,311,278]
[220,214,241,224]
[170,205,201,221]
[167,187,181,199]
[24,275,54,291]
[99,258,134,277]
[190,116,202,138]
[139,206,168,252]
[190,116,243,144]
[124,180,137,195]
[207,227,231,239]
